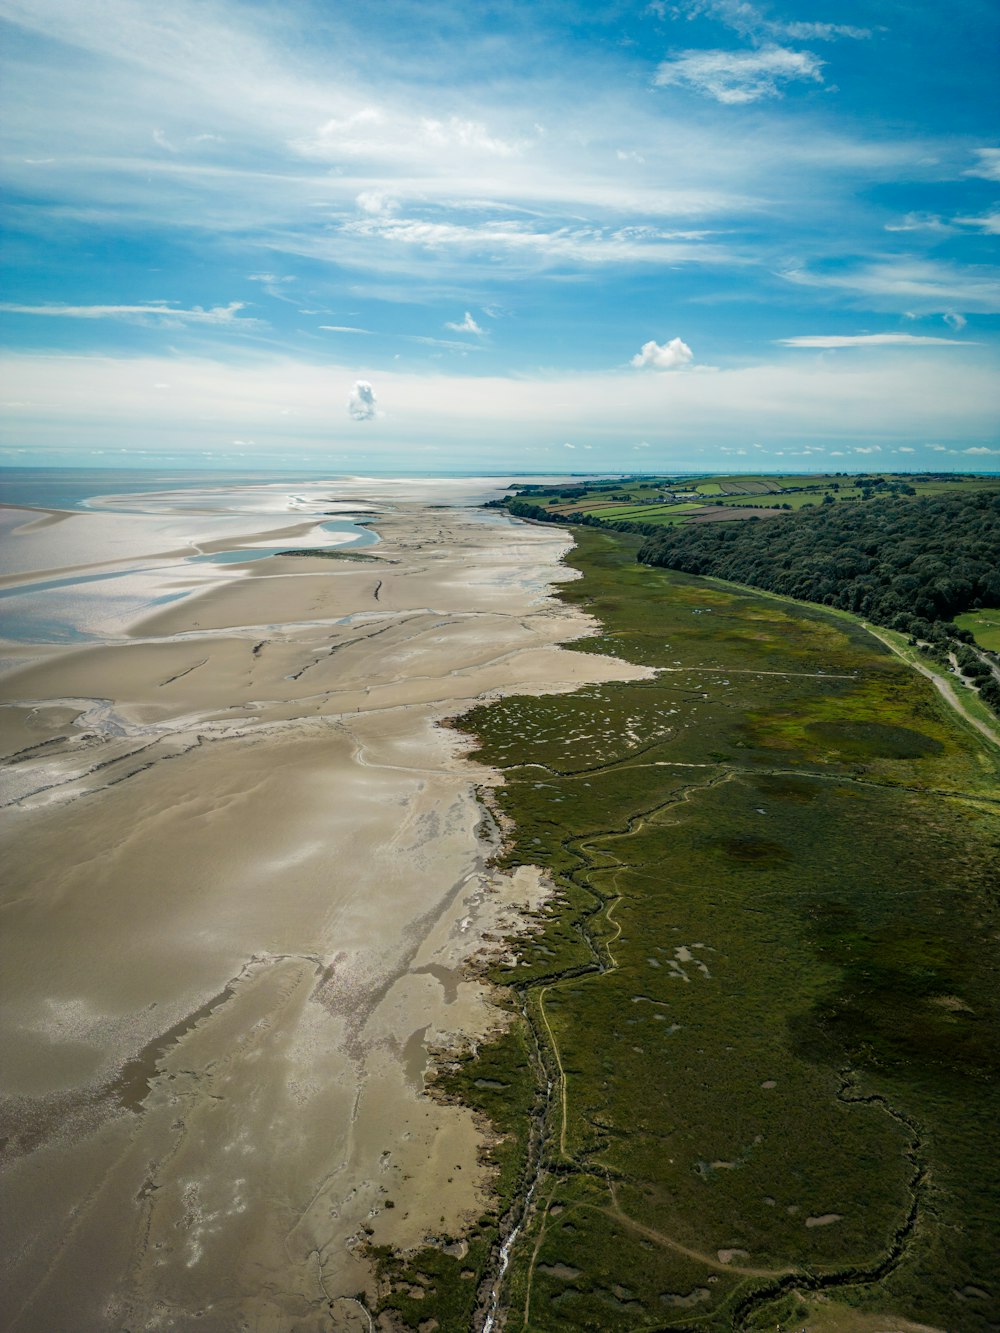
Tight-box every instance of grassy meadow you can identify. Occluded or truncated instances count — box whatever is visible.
[373,526,1000,1332]
[955,609,1000,652]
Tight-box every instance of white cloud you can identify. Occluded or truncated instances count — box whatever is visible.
[964,446,1000,455]
[348,379,378,420]
[420,116,524,158]
[671,2,870,44]
[780,21,871,40]
[4,342,998,463]
[955,211,1000,235]
[0,300,259,327]
[333,215,733,274]
[293,110,525,165]
[928,444,947,451]
[853,445,882,453]
[778,333,976,348]
[246,272,300,306]
[779,261,1000,312]
[445,311,484,335]
[563,442,576,449]
[965,148,1000,181]
[943,312,967,331]
[320,325,373,334]
[632,336,694,370]
[402,334,487,352]
[898,446,915,452]
[884,212,951,234]
[355,189,397,215]
[653,46,824,104]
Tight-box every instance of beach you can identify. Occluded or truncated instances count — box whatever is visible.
[0,479,647,1331]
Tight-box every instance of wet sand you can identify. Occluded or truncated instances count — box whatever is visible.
[0,487,647,1330]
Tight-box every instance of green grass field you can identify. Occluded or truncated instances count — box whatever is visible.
[373,526,1000,1332]
[955,608,1000,652]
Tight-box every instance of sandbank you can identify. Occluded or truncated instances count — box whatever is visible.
[0,492,648,1330]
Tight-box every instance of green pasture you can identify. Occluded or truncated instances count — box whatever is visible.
[955,608,1000,652]
[373,526,1000,1332]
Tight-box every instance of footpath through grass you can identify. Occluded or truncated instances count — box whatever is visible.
[374,526,1000,1332]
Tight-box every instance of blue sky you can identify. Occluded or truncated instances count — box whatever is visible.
[0,0,998,471]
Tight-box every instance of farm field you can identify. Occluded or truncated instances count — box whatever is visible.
[513,472,1000,529]
[375,527,1000,1331]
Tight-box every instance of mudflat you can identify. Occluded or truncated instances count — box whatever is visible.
[0,491,647,1331]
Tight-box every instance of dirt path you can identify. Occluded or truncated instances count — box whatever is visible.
[863,625,1000,750]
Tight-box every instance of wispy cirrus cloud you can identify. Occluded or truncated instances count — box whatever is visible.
[778,333,977,348]
[885,209,1000,236]
[778,259,1000,312]
[293,111,526,163]
[333,214,738,273]
[0,300,261,327]
[965,148,1000,181]
[954,211,1000,236]
[664,1,871,44]
[653,46,824,104]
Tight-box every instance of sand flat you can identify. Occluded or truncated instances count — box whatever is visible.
[0,489,648,1330]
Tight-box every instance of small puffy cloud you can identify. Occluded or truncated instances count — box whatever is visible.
[563,442,576,449]
[965,148,1000,181]
[928,444,947,451]
[943,312,967,331]
[853,445,882,454]
[653,45,824,104]
[632,336,694,370]
[445,311,484,335]
[348,380,378,421]
[778,333,975,348]
[898,446,915,453]
[964,446,1000,455]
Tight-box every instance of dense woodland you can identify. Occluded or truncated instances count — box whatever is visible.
[636,491,1000,714]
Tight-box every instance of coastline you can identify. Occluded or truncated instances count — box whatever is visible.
[0,486,648,1329]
